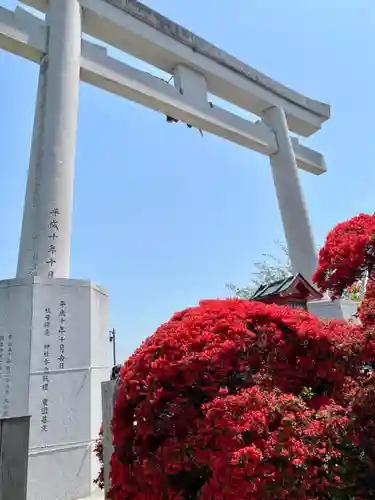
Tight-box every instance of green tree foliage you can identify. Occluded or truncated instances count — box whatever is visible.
[227,240,366,301]
[226,241,292,298]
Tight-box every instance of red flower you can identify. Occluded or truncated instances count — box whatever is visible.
[313,213,375,297]
[102,299,375,499]
[93,427,104,490]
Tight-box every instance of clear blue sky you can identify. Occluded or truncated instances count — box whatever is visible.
[1,0,373,360]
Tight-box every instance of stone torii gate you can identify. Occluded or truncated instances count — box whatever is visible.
[0,1,331,499]
[1,0,330,282]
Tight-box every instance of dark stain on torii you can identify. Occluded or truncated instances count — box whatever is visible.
[104,0,328,118]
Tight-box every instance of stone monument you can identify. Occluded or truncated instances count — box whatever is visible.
[0,2,111,499]
[0,0,344,498]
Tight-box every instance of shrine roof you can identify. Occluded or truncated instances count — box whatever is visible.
[251,273,322,301]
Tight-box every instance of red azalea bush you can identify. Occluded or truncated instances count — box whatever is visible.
[313,212,375,330]
[312,211,375,487]
[105,299,375,499]
[313,213,375,299]
[92,213,375,499]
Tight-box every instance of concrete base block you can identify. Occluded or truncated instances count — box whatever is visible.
[0,278,111,500]
[0,416,31,500]
[77,491,104,500]
[307,298,358,321]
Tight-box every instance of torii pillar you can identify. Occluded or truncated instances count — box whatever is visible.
[16,0,80,280]
[263,106,317,282]
[0,1,111,499]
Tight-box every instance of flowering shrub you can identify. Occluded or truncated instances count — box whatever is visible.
[93,424,104,490]
[103,299,375,499]
[311,212,375,495]
[92,213,375,498]
[313,213,375,331]
[313,213,375,299]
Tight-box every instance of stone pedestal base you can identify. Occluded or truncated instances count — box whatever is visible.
[78,491,104,500]
[307,298,358,321]
[0,278,111,500]
[0,416,30,500]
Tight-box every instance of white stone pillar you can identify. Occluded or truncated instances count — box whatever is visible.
[263,106,317,282]
[17,58,48,279]
[16,0,82,279]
